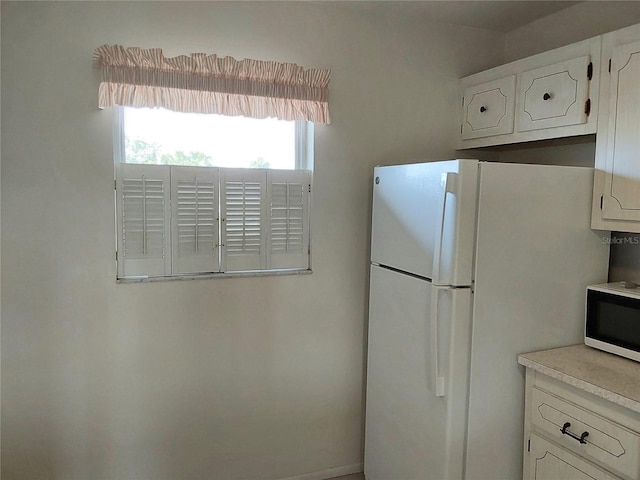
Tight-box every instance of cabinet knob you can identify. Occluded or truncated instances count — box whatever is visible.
[543,92,552,101]
[480,106,487,113]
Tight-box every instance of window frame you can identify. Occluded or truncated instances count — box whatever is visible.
[112,106,314,282]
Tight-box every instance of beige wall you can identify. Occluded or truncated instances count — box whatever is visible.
[504,1,640,62]
[0,2,504,479]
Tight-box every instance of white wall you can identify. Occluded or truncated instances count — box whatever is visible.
[0,3,504,479]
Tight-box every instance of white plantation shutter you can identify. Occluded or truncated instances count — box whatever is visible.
[115,165,311,278]
[267,170,311,270]
[220,169,267,272]
[171,167,220,274]
[116,164,171,277]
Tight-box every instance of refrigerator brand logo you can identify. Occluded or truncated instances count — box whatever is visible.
[602,236,640,245]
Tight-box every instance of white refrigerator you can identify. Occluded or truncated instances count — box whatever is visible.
[364,159,609,480]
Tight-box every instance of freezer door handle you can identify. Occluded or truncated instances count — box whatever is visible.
[430,286,446,397]
[432,172,458,286]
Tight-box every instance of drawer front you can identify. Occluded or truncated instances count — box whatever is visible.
[461,76,515,139]
[517,55,591,132]
[529,433,619,480]
[531,386,640,479]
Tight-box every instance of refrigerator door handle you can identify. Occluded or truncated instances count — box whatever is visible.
[432,172,458,286]
[430,286,446,397]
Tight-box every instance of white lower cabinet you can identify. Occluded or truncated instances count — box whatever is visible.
[523,369,640,480]
[529,434,618,480]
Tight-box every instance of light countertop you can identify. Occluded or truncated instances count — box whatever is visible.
[518,344,640,414]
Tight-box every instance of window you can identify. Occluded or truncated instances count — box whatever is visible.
[94,44,330,280]
[114,107,312,280]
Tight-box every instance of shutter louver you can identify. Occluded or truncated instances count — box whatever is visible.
[220,169,267,272]
[267,170,311,270]
[171,166,220,274]
[116,164,171,278]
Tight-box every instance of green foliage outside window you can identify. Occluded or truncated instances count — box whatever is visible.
[125,138,215,167]
[125,138,272,168]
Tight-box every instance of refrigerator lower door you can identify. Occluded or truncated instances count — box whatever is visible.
[370,159,478,285]
[364,265,472,480]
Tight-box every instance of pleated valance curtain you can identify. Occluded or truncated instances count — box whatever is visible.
[93,45,331,124]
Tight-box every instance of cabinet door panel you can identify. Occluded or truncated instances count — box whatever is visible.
[528,434,618,480]
[603,40,640,222]
[461,76,515,139]
[517,56,591,132]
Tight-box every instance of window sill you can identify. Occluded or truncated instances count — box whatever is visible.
[116,268,313,284]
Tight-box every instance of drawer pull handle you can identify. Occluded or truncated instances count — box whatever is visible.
[543,92,552,101]
[561,422,589,444]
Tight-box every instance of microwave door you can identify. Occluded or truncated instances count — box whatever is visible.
[585,286,640,362]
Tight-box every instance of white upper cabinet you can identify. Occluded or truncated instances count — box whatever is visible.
[457,37,600,149]
[592,23,640,233]
[461,76,516,139]
[516,56,591,132]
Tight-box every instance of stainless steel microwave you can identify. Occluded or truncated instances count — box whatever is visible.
[585,282,640,362]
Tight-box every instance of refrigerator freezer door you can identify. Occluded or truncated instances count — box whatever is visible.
[370,160,479,285]
[364,265,472,480]
[464,163,610,480]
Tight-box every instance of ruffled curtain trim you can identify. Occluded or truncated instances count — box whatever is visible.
[93,45,331,124]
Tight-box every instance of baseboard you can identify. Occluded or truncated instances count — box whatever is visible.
[279,463,363,480]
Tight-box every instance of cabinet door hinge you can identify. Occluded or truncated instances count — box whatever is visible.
[609,58,612,73]
[585,98,591,116]
[527,438,531,452]
[308,184,312,194]
[114,179,117,190]
[115,251,118,262]
[587,61,593,80]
